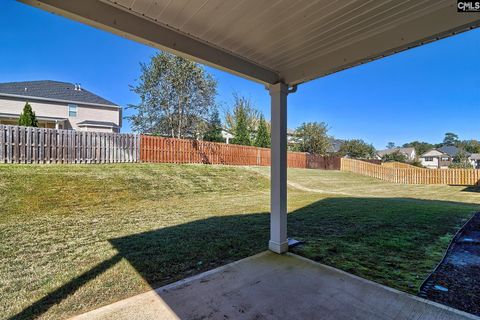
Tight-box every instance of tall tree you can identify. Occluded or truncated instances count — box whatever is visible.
[382,150,407,163]
[338,139,376,159]
[18,102,38,127]
[458,140,480,154]
[231,105,251,146]
[127,52,217,138]
[203,109,224,142]
[443,132,459,146]
[386,142,396,149]
[254,116,270,148]
[293,122,330,155]
[225,93,260,136]
[449,150,474,169]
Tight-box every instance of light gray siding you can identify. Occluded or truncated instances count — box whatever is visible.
[0,96,121,132]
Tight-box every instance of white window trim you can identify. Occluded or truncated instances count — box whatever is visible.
[68,104,78,117]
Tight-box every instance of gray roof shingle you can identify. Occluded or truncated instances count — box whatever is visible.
[437,145,467,157]
[0,80,117,106]
[470,153,480,160]
[377,147,415,157]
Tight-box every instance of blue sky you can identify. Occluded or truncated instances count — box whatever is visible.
[1,1,479,149]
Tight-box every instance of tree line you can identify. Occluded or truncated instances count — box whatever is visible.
[127,52,272,148]
[400,132,480,155]
[128,52,379,157]
[386,132,480,168]
[12,52,476,165]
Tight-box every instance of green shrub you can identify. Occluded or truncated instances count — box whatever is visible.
[18,102,38,127]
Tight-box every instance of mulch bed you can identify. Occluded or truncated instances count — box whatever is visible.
[419,212,480,316]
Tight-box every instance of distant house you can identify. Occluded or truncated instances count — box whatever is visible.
[221,129,234,144]
[0,80,121,133]
[327,138,344,154]
[420,146,467,169]
[470,153,480,169]
[286,128,297,146]
[376,147,416,161]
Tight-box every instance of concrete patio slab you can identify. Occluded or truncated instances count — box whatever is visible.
[71,252,478,320]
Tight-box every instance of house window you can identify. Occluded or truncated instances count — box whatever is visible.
[68,104,78,117]
[441,157,449,161]
[424,157,434,161]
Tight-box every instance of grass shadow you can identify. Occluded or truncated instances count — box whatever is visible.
[461,186,480,193]
[10,197,478,319]
[10,255,122,320]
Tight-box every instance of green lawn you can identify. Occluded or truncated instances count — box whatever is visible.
[1,164,479,319]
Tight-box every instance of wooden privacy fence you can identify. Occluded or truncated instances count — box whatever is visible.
[0,125,340,168]
[341,158,480,186]
[0,125,139,164]
[382,161,419,169]
[140,135,341,169]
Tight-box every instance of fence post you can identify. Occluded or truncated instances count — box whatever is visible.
[0,125,4,163]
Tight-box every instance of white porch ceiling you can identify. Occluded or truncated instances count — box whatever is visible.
[20,0,480,85]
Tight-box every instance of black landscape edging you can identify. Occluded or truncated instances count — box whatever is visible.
[418,211,480,316]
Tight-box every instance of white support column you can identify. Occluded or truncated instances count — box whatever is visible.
[268,82,289,254]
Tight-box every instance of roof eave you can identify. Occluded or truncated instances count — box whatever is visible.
[0,112,68,121]
[77,123,119,128]
[0,92,121,109]
[18,0,279,86]
[18,0,480,87]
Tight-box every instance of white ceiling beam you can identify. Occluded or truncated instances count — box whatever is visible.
[18,0,480,87]
[282,5,480,85]
[19,0,280,85]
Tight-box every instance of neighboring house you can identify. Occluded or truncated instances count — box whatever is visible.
[221,129,234,144]
[327,138,344,154]
[420,149,451,169]
[286,128,297,146]
[469,153,480,169]
[0,80,121,133]
[420,146,466,169]
[376,147,416,161]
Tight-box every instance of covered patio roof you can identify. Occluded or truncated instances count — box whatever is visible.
[19,0,480,86]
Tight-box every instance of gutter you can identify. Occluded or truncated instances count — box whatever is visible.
[0,93,121,109]
[78,124,119,129]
